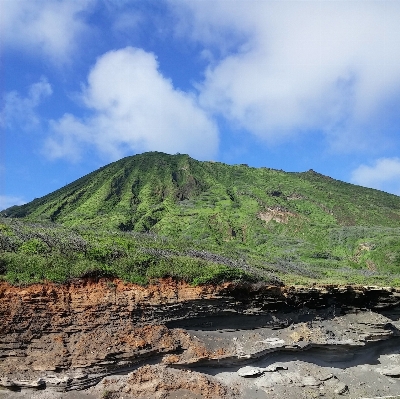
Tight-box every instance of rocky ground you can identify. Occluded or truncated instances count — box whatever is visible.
[2,279,400,398]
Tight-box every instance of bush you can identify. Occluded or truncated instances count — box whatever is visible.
[19,238,49,255]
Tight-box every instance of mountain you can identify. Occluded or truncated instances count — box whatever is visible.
[4,151,400,229]
[2,151,400,286]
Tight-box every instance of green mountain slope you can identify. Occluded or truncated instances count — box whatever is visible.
[2,152,400,286]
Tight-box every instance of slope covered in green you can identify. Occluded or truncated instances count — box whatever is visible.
[2,151,400,286]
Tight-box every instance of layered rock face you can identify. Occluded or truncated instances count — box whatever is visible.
[2,279,400,398]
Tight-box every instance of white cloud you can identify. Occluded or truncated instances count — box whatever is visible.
[0,196,26,211]
[351,158,400,195]
[173,1,400,150]
[45,47,218,161]
[1,78,52,130]
[1,0,92,62]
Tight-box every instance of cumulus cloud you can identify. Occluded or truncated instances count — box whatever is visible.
[172,1,400,150]
[351,158,400,195]
[0,195,26,211]
[1,78,52,130]
[45,47,218,161]
[1,0,92,62]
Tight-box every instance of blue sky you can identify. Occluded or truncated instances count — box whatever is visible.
[2,0,400,210]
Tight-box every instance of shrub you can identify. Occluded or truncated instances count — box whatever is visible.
[19,238,49,255]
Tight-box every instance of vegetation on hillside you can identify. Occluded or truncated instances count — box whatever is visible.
[1,152,400,286]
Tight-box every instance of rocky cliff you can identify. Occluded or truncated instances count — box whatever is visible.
[2,279,400,398]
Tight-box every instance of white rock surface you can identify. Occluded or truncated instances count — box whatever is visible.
[237,363,288,377]
[237,366,265,377]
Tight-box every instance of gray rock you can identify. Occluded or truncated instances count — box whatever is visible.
[0,378,45,390]
[264,364,288,372]
[73,373,88,380]
[318,373,334,381]
[0,377,16,388]
[334,382,348,394]
[301,376,320,387]
[238,366,265,377]
[378,366,400,377]
[238,364,288,377]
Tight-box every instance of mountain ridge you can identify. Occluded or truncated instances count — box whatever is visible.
[1,151,400,286]
[3,151,400,227]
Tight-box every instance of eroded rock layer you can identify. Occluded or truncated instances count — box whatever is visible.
[2,279,400,398]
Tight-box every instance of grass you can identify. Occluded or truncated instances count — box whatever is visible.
[0,219,255,285]
[1,152,400,286]
[1,216,400,287]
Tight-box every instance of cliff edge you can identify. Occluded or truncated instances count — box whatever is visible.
[2,279,400,398]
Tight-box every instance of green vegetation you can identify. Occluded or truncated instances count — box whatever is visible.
[1,151,400,286]
[0,219,255,285]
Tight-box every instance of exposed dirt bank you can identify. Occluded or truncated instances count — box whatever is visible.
[2,279,400,398]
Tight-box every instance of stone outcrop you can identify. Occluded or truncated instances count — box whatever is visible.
[2,279,400,398]
[124,365,237,399]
